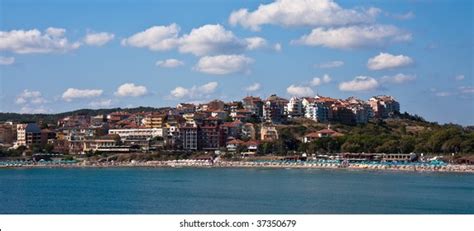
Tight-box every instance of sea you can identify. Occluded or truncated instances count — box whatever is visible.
[0,167,473,214]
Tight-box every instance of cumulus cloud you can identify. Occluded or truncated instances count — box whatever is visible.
[179,24,247,56]
[0,56,15,65]
[315,60,344,68]
[310,74,332,86]
[15,89,46,105]
[115,83,148,97]
[229,0,380,31]
[381,73,416,84]
[287,85,314,97]
[194,54,253,75]
[245,83,261,92]
[339,76,379,91]
[62,88,103,101]
[122,24,271,56]
[89,99,113,108]
[45,27,66,37]
[156,58,184,68]
[367,52,413,70]
[293,25,412,49]
[83,32,115,46]
[170,82,218,99]
[121,24,180,51]
[0,28,80,54]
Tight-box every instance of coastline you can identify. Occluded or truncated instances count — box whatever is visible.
[1,160,473,173]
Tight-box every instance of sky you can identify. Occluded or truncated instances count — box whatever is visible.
[0,0,473,125]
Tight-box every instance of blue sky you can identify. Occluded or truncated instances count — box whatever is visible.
[0,0,472,125]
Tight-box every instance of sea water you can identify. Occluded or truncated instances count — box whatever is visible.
[0,168,472,214]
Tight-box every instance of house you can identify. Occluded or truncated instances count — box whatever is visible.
[226,139,245,152]
[303,126,343,143]
[260,126,279,141]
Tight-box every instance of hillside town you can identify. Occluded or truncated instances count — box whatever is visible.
[0,94,400,157]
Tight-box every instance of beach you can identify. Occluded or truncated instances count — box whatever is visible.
[1,159,473,173]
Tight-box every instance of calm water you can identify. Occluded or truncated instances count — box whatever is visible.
[0,168,473,214]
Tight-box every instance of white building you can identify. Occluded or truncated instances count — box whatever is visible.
[108,128,166,140]
[286,96,303,118]
[304,102,329,123]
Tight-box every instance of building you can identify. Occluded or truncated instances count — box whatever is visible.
[82,135,130,153]
[304,102,329,123]
[260,126,279,141]
[16,123,42,148]
[263,94,288,124]
[176,103,196,114]
[143,113,166,128]
[108,128,166,140]
[369,95,400,118]
[180,124,199,150]
[200,125,223,150]
[303,126,343,143]
[0,122,15,146]
[241,123,256,140]
[286,97,303,118]
[242,96,264,118]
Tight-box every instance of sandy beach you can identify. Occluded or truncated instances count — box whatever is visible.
[1,160,473,173]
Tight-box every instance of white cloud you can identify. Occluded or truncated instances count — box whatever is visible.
[62,88,103,101]
[89,99,113,108]
[381,73,416,84]
[16,90,46,105]
[156,58,184,68]
[179,24,246,56]
[287,84,314,97]
[310,74,332,86]
[122,24,270,56]
[339,76,379,91]
[0,56,15,65]
[16,90,48,113]
[121,24,180,51]
[293,25,412,49]
[315,60,344,68]
[179,24,269,56]
[367,52,413,70]
[245,83,261,92]
[84,32,115,46]
[45,27,66,37]
[0,28,80,54]
[170,81,218,99]
[194,54,253,75]
[229,0,380,31]
[455,75,465,81]
[115,83,148,97]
